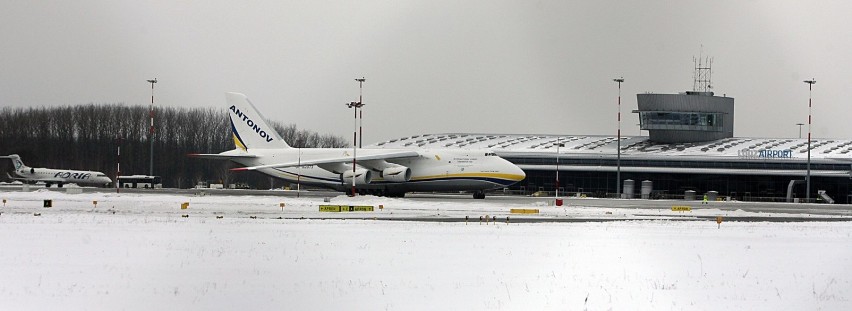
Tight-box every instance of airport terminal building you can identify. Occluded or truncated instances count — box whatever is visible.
[374,90,852,203]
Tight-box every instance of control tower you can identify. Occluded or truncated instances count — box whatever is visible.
[633,56,734,143]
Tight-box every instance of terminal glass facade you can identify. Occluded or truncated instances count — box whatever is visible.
[504,157,852,203]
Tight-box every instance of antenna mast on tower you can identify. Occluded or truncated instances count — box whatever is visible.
[692,48,713,94]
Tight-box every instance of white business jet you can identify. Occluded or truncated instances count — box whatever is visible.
[190,92,525,198]
[1,154,112,187]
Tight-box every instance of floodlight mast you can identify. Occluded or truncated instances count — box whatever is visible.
[116,137,122,193]
[347,98,365,196]
[554,140,563,201]
[147,78,157,177]
[345,77,367,196]
[356,77,366,148]
[803,79,815,202]
[613,77,624,198]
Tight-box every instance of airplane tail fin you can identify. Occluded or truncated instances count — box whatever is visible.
[1,154,27,171]
[225,92,291,151]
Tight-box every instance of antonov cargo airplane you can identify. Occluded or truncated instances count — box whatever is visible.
[190,92,525,198]
[0,154,112,187]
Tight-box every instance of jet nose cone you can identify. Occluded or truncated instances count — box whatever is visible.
[500,159,525,182]
[511,164,526,180]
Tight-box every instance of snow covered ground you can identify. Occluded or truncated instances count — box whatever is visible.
[0,190,850,310]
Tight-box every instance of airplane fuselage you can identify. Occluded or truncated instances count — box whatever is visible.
[12,167,112,187]
[233,148,525,194]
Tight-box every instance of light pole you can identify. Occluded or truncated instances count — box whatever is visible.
[116,137,122,193]
[146,78,157,177]
[555,139,564,202]
[355,77,366,148]
[297,148,301,198]
[796,123,804,139]
[613,77,624,198]
[804,79,815,202]
[347,100,364,196]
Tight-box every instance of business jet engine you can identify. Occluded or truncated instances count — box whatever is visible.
[381,166,411,182]
[342,168,373,185]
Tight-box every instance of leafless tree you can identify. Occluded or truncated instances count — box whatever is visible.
[0,104,346,188]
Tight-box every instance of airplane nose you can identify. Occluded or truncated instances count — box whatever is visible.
[511,163,526,180]
[501,158,526,181]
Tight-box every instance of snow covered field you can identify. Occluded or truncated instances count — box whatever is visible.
[1,190,850,310]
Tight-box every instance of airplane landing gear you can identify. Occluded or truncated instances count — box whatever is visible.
[386,191,406,198]
[473,191,485,199]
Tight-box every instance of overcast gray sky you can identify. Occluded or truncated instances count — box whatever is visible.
[3,1,851,144]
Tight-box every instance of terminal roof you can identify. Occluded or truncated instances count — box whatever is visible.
[371,134,852,160]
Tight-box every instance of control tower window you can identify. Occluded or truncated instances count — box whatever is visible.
[639,112,723,131]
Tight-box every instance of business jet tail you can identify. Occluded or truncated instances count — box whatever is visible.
[225,92,290,151]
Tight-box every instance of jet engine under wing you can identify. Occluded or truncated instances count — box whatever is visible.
[230,150,421,172]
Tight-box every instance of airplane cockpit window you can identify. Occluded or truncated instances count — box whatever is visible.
[485,152,497,156]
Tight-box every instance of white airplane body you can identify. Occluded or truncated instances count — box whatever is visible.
[1,154,112,187]
[191,92,525,198]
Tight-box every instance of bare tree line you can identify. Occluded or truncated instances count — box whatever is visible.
[0,104,348,188]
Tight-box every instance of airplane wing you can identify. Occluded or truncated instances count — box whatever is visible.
[5,172,63,183]
[6,172,26,181]
[187,153,258,160]
[231,150,421,171]
[188,149,258,160]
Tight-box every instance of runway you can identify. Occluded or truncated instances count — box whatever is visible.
[3,184,851,222]
[393,192,852,217]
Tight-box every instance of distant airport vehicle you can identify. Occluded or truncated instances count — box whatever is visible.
[0,154,112,187]
[117,175,162,189]
[190,92,525,198]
